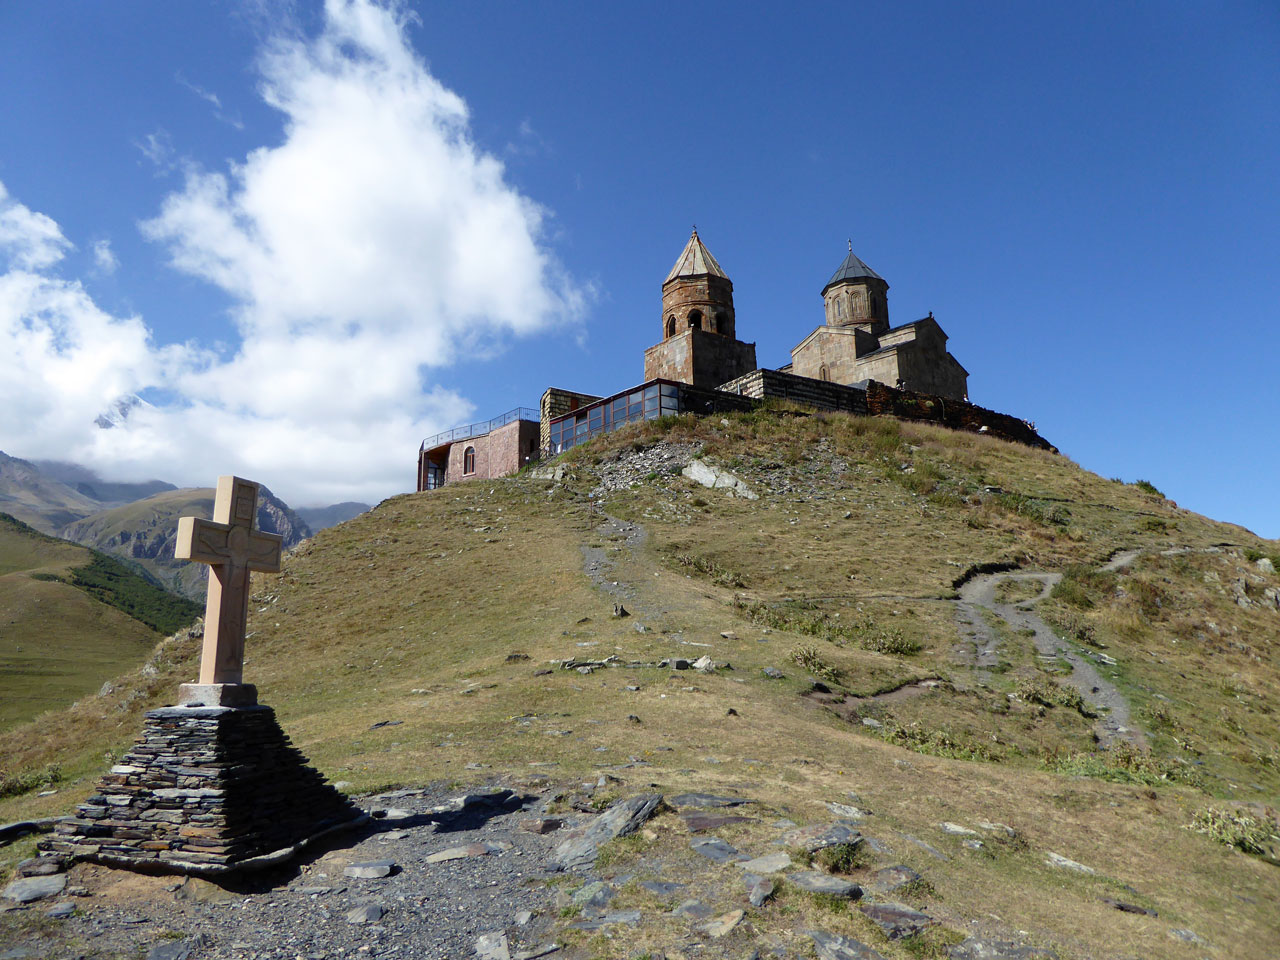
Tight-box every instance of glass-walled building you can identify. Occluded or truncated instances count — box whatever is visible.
[545,379,752,454]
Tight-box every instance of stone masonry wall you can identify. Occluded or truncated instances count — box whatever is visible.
[43,705,361,875]
[716,370,1050,449]
[644,329,756,390]
[717,368,869,415]
[541,387,603,451]
[864,381,1054,450]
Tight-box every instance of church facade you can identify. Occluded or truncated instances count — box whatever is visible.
[642,230,968,400]
[787,244,968,400]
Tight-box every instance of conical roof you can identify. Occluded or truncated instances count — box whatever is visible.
[664,229,728,284]
[823,242,883,293]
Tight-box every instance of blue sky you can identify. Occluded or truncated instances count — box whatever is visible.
[0,1,1277,537]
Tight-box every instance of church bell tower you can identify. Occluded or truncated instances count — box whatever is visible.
[643,229,757,389]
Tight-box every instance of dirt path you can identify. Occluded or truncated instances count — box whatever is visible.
[954,567,1146,749]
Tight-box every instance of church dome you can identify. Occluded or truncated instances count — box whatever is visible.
[822,244,883,295]
[664,229,729,284]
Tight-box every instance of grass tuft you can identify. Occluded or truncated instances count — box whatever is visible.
[1188,807,1277,856]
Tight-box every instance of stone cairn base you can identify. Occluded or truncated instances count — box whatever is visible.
[42,701,363,875]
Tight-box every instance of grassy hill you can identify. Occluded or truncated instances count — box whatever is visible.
[0,514,199,732]
[1,407,1277,958]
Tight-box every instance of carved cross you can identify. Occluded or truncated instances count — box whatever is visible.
[175,476,283,685]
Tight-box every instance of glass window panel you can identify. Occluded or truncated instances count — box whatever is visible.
[644,407,659,420]
[644,385,659,399]
[660,383,678,398]
[644,397,658,411]
[660,399,679,415]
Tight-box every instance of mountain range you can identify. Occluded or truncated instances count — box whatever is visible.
[0,451,369,598]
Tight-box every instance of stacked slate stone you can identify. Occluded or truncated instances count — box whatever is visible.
[43,705,361,875]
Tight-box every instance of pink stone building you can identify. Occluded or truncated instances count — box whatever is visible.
[416,408,540,491]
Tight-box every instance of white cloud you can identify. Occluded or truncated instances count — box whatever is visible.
[91,239,118,274]
[136,130,176,173]
[0,183,72,270]
[0,0,585,507]
[176,73,245,130]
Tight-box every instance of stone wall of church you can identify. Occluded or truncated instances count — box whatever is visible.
[661,276,736,338]
[644,329,756,390]
[790,327,873,383]
[718,368,869,414]
[863,381,1052,450]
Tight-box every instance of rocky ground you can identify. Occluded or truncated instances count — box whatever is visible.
[3,777,1147,960]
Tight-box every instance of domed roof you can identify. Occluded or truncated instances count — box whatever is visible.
[822,242,883,294]
[664,229,728,284]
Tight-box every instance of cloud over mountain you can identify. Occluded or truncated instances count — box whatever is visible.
[0,0,584,506]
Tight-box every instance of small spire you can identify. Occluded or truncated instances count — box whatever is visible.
[692,224,698,237]
[847,238,853,253]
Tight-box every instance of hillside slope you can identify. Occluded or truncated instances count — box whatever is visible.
[0,451,102,533]
[60,486,312,599]
[0,514,197,730]
[1,408,1277,959]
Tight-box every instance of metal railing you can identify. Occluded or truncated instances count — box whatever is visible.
[420,407,538,451]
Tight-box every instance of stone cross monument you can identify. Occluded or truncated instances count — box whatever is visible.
[175,475,283,706]
[45,472,363,875]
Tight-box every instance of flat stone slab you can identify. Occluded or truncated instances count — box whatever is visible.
[519,818,562,835]
[690,837,748,863]
[698,909,745,937]
[475,931,511,960]
[425,843,493,863]
[671,899,714,919]
[744,873,775,907]
[427,790,515,814]
[145,940,201,960]
[681,811,756,832]
[827,802,871,820]
[738,852,792,873]
[867,864,921,894]
[1044,852,1094,873]
[941,822,979,836]
[859,902,934,939]
[571,881,613,913]
[549,793,662,871]
[346,903,385,924]
[779,822,862,852]
[1,874,66,903]
[807,930,888,960]
[343,860,395,878]
[948,939,1058,959]
[668,793,752,809]
[789,871,862,898]
[1100,897,1156,917]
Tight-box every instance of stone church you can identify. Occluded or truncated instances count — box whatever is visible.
[644,229,968,400]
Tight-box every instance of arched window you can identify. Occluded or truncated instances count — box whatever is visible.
[714,310,727,333]
[463,446,476,475]
[834,298,843,319]
[666,315,676,337]
[688,309,703,330]
[819,364,830,382]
